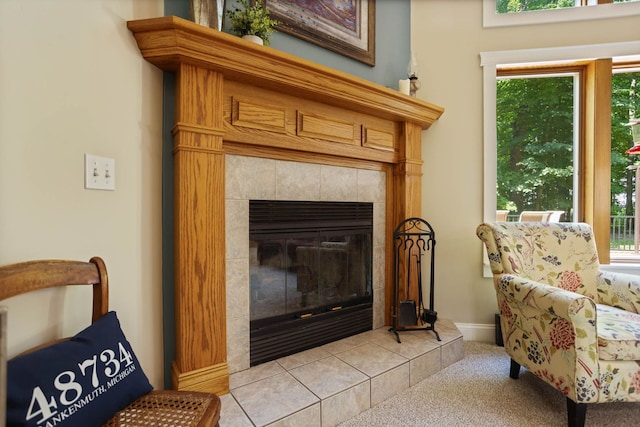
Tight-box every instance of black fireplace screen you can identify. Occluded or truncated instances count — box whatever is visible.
[248,200,373,364]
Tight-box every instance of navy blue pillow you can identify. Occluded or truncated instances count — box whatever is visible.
[6,311,153,427]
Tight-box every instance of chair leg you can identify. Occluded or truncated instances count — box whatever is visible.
[509,358,521,379]
[567,398,586,427]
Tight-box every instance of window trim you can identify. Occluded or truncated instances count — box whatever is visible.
[483,0,640,28]
[480,41,640,275]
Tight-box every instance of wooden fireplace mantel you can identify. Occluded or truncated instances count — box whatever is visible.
[127,16,444,395]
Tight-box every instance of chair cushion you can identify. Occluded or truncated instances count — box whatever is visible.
[6,311,152,427]
[597,304,640,361]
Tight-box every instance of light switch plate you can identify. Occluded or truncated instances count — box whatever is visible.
[85,154,115,190]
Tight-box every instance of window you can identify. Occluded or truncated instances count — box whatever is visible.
[483,0,640,27]
[481,41,640,271]
[496,70,580,223]
[610,66,640,261]
[497,0,639,13]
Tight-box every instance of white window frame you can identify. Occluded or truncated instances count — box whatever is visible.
[483,0,640,28]
[479,41,640,276]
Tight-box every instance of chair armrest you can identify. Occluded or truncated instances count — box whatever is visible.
[496,274,600,402]
[498,274,597,321]
[597,270,640,313]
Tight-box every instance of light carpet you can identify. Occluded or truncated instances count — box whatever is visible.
[339,341,640,426]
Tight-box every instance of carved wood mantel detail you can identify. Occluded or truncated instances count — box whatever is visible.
[127,16,444,395]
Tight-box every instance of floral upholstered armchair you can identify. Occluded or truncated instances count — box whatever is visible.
[476,222,640,427]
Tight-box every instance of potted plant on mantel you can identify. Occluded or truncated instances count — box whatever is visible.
[226,0,280,46]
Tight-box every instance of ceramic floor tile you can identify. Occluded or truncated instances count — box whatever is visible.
[266,402,321,427]
[409,347,441,386]
[225,321,465,426]
[276,346,332,371]
[442,336,465,368]
[231,371,319,427]
[370,362,410,406]
[320,380,370,427]
[372,328,441,359]
[288,355,368,399]
[335,342,408,377]
[230,360,285,389]
[436,318,464,341]
[218,393,252,426]
[320,332,373,355]
[367,326,395,341]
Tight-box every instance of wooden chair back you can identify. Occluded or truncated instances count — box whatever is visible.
[0,257,108,324]
[0,257,221,427]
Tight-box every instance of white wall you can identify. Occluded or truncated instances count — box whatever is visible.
[0,0,165,387]
[412,0,639,329]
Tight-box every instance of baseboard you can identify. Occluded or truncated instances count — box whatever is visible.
[454,322,496,343]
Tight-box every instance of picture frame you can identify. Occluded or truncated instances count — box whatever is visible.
[264,0,375,66]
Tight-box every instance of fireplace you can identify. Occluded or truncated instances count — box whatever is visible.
[225,155,387,373]
[249,200,373,365]
[128,16,444,394]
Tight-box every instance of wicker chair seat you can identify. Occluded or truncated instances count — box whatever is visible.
[103,390,220,427]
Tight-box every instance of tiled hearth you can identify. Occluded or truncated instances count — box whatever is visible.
[218,319,463,426]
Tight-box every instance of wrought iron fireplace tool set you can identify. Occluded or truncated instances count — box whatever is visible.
[390,217,440,343]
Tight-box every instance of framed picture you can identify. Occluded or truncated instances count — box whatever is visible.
[265,0,375,66]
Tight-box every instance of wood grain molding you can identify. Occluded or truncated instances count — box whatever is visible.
[231,96,287,133]
[363,126,395,152]
[296,111,357,145]
[127,16,444,393]
[127,16,443,128]
[171,361,229,395]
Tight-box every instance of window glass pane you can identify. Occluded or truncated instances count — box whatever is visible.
[496,0,577,13]
[611,70,640,256]
[495,0,640,14]
[496,75,576,221]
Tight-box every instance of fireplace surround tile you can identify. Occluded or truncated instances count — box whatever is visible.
[225,199,249,260]
[226,258,249,319]
[320,165,358,201]
[357,169,386,203]
[371,300,383,330]
[373,202,385,246]
[225,155,387,374]
[226,314,249,375]
[275,161,321,201]
[226,155,276,200]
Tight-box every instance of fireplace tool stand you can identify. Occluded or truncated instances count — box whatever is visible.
[389,217,440,343]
